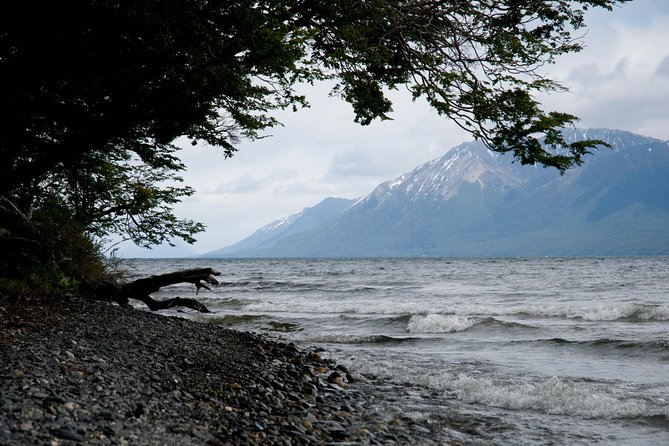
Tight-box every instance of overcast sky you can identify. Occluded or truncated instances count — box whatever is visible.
[118,0,669,257]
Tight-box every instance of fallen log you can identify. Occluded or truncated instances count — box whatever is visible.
[99,268,220,313]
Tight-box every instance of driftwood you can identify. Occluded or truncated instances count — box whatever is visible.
[104,268,220,313]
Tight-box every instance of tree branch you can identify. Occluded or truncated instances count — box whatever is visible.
[131,295,212,313]
[103,268,221,313]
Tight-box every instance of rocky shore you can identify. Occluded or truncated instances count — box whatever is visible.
[0,295,469,445]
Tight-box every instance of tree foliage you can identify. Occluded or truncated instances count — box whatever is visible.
[0,0,628,287]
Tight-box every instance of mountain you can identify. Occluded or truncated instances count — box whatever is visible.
[202,197,357,257]
[209,129,669,257]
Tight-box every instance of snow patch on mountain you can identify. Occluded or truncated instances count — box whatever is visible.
[257,209,304,234]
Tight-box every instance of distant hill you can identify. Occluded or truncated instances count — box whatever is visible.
[202,197,358,257]
[207,129,669,257]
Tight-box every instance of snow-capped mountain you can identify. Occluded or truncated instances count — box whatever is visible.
[209,129,669,257]
[359,141,524,211]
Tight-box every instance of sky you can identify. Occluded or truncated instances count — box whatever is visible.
[117,0,669,257]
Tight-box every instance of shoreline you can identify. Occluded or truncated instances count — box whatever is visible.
[0,296,456,445]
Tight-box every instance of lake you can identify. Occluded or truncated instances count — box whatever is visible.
[126,257,669,445]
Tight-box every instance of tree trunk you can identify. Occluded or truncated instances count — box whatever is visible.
[103,268,220,313]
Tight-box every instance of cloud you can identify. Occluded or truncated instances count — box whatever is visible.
[213,173,266,194]
[567,58,628,86]
[327,149,404,179]
[656,54,669,77]
[212,170,298,194]
[539,5,669,141]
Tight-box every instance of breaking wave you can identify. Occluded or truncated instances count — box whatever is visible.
[406,314,534,334]
[447,374,669,419]
[237,300,669,323]
[406,314,478,333]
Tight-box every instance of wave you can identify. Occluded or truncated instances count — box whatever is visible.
[447,374,669,419]
[407,314,478,333]
[302,334,423,345]
[405,314,534,334]
[200,314,265,326]
[266,321,302,333]
[448,303,669,322]
[219,280,321,291]
[332,353,669,420]
[213,298,256,309]
[216,279,376,294]
[525,337,669,357]
[518,303,669,322]
[235,300,669,323]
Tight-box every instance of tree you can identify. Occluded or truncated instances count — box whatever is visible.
[0,0,629,298]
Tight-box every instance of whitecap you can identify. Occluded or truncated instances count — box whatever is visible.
[406,314,477,333]
[449,374,669,419]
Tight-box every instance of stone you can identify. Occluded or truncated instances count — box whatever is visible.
[51,427,84,442]
[100,426,116,437]
[64,401,78,411]
[26,408,44,420]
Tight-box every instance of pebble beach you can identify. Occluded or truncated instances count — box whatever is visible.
[0,295,458,445]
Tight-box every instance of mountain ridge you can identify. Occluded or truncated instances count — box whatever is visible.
[208,128,669,257]
[202,197,357,257]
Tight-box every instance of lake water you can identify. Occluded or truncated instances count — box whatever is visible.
[126,257,669,445]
